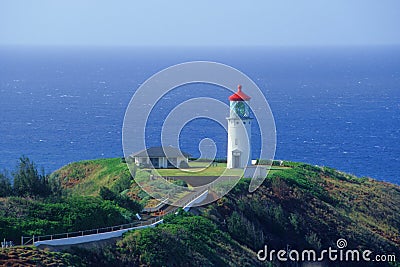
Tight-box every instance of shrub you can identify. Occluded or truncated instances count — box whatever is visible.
[100,186,117,201]
[111,175,132,194]
[172,179,188,187]
[305,232,322,250]
[117,214,233,266]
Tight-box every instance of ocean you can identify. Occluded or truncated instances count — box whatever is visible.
[0,46,399,185]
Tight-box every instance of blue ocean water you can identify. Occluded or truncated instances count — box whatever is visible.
[0,46,399,184]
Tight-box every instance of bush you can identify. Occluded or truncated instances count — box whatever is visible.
[100,186,117,201]
[111,175,132,193]
[172,179,188,187]
[305,232,322,250]
[226,211,264,249]
[115,195,142,214]
[117,214,232,266]
[100,186,142,213]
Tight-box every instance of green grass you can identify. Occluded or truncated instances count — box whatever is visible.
[155,162,236,176]
[155,162,287,177]
[155,166,242,177]
[51,158,133,196]
[134,169,192,203]
[188,161,215,167]
[52,158,288,198]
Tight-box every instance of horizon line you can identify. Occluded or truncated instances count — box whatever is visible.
[1,43,400,50]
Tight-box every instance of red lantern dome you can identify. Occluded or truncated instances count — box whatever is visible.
[229,85,251,101]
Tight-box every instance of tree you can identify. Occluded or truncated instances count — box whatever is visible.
[12,156,50,197]
[0,171,12,197]
[47,175,63,198]
[99,186,117,201]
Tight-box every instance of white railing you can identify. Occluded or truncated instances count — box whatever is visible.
[20,189,208,247]
[143,197,169,212]
[21,216,165,246]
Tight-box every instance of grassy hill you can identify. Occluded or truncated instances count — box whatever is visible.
[50,158,135,196]
[203,163,400,265]
[1,158,399,266]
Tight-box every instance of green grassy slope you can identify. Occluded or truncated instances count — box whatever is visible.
[2,158,398,266]
[51,158,400,250]
[50,158,138,197]
[201,162,400,266]
[46,158,400,266]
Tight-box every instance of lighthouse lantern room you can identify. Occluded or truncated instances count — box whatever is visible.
[227,85,252,169]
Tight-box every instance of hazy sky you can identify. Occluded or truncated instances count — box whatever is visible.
[1,0,400,47]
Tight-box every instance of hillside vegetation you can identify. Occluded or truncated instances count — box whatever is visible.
[0,196,133,244]
[0,246,83,267]
[50,158,137,197]
[1,158,399,266]
[0,158,143,246]
[205,163,400,261]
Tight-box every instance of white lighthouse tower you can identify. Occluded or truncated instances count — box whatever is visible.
[227,85,252,169]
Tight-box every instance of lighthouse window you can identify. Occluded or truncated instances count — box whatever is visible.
[235,138,238,145]
[236,121,239,124]
[243,122,246,124]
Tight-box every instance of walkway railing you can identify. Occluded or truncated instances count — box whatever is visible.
[21,216,165,246]
[21,189,208,246]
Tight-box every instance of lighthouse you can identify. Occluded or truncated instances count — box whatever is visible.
[227,85,252,169]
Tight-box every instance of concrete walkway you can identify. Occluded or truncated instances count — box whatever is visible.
[33,190,208,248]
[34,220,163,247]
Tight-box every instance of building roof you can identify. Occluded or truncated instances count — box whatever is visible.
[131,146,190,158]
[229,85,251,101]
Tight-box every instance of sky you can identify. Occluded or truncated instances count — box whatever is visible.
[1,0,400,47]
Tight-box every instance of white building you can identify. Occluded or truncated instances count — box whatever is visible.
[227,85,252,169]
[131,146,190,169]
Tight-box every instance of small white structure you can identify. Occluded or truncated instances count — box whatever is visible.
[227,85,252,169]
[131,146,190,169]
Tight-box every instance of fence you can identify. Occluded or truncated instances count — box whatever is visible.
[143,197,169,212]
[20,213,172,246]
[1,239,14,248]
[20,189,208,246]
